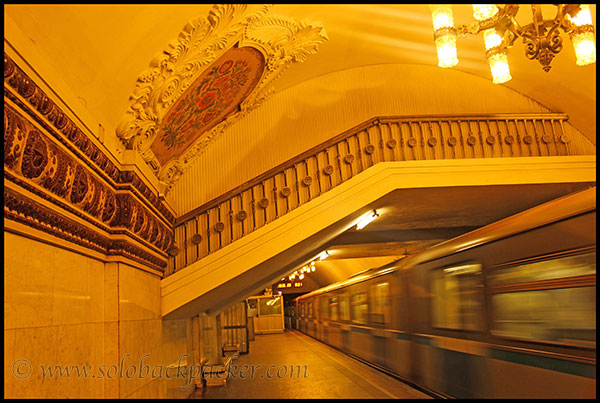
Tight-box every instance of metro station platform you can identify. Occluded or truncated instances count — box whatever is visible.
[191,329,432,399]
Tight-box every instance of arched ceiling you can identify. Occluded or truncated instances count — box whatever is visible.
[271,4,596,141]
[5,4,596,154]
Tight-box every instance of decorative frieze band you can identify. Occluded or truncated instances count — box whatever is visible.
[4,102,173,255]
[4,53,176,273]
[3,52,175,225]
[4,188,167,271]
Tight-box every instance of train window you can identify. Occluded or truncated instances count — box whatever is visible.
[308,301,313,318]
[432,264,484,331]
[351,292,368,324]
[369,282,390,324]
[339,292,349,321]
[299,302,304,318]
[489,252,596,286]
[320,296,329,320]
[329,296,339,321]
[489,252,596,347]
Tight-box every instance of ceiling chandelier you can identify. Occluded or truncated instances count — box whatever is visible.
[430,4,596,84]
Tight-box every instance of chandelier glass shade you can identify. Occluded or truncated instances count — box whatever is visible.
[429,4,596,83]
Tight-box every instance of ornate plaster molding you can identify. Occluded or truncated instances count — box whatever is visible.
[4,65,175,273]
[115,4,328,191]
[3,52,175,225]
[4,104,174,271]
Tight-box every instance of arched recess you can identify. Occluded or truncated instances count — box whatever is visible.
[168,63,592,216]
[162,156,596,318]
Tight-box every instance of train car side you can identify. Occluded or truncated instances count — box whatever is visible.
[295,187,596,398]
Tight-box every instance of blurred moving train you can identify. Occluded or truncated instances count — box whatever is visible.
[295,186,596,398]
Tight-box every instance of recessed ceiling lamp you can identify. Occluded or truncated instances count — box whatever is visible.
[430,4,596,84]
[356,210,379,230]
[317,250,330,261]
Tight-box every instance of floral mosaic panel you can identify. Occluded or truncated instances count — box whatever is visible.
[152,46,265,165]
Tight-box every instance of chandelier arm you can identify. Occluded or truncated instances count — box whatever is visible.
[504,29,518,48]
[503,4,520,20]
[475,5,517,34]
[531,4,546,37]
[521,31,541,60]
[503,15,524,47]
[546,23,564,54]
[494,5,525,46]
[554,4,569,32]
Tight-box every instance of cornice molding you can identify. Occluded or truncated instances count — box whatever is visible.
[115,4,328,192]
[4,187,167,272]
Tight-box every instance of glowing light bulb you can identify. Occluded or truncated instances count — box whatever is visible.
[431,5,454,31]
[431,5,458,68]
[435,35,459,68]
[483,28,503,50]
[564,5,596,66]
[472,4,498,21]
[572,32,596,66]
[568,4,594,27]
[488,53,512,84]
[356,210,379,230]
[482,29,511,84]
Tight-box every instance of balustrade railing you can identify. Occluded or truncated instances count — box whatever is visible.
[167,113,592,275]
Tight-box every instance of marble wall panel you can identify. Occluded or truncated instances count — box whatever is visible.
[104,263,119,323]
[10,325,59,398]
[162,318,195,399]
[4,329,16,398]
[118,263,161,321]
[117,262,164,397]
[4,233,111,398]
[127,377,165,399]
[5,233,195,399]
[103,321,120,398]
[4,232,56,329]
[52,322,105,398]
[118,318,164,398]
[52,253,105,326]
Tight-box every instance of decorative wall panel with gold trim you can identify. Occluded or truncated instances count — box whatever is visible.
[4,52,175,274]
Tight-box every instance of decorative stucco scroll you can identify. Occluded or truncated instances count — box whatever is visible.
[116,4,328,192]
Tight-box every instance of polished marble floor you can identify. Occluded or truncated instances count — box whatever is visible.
[190,329,432,399]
